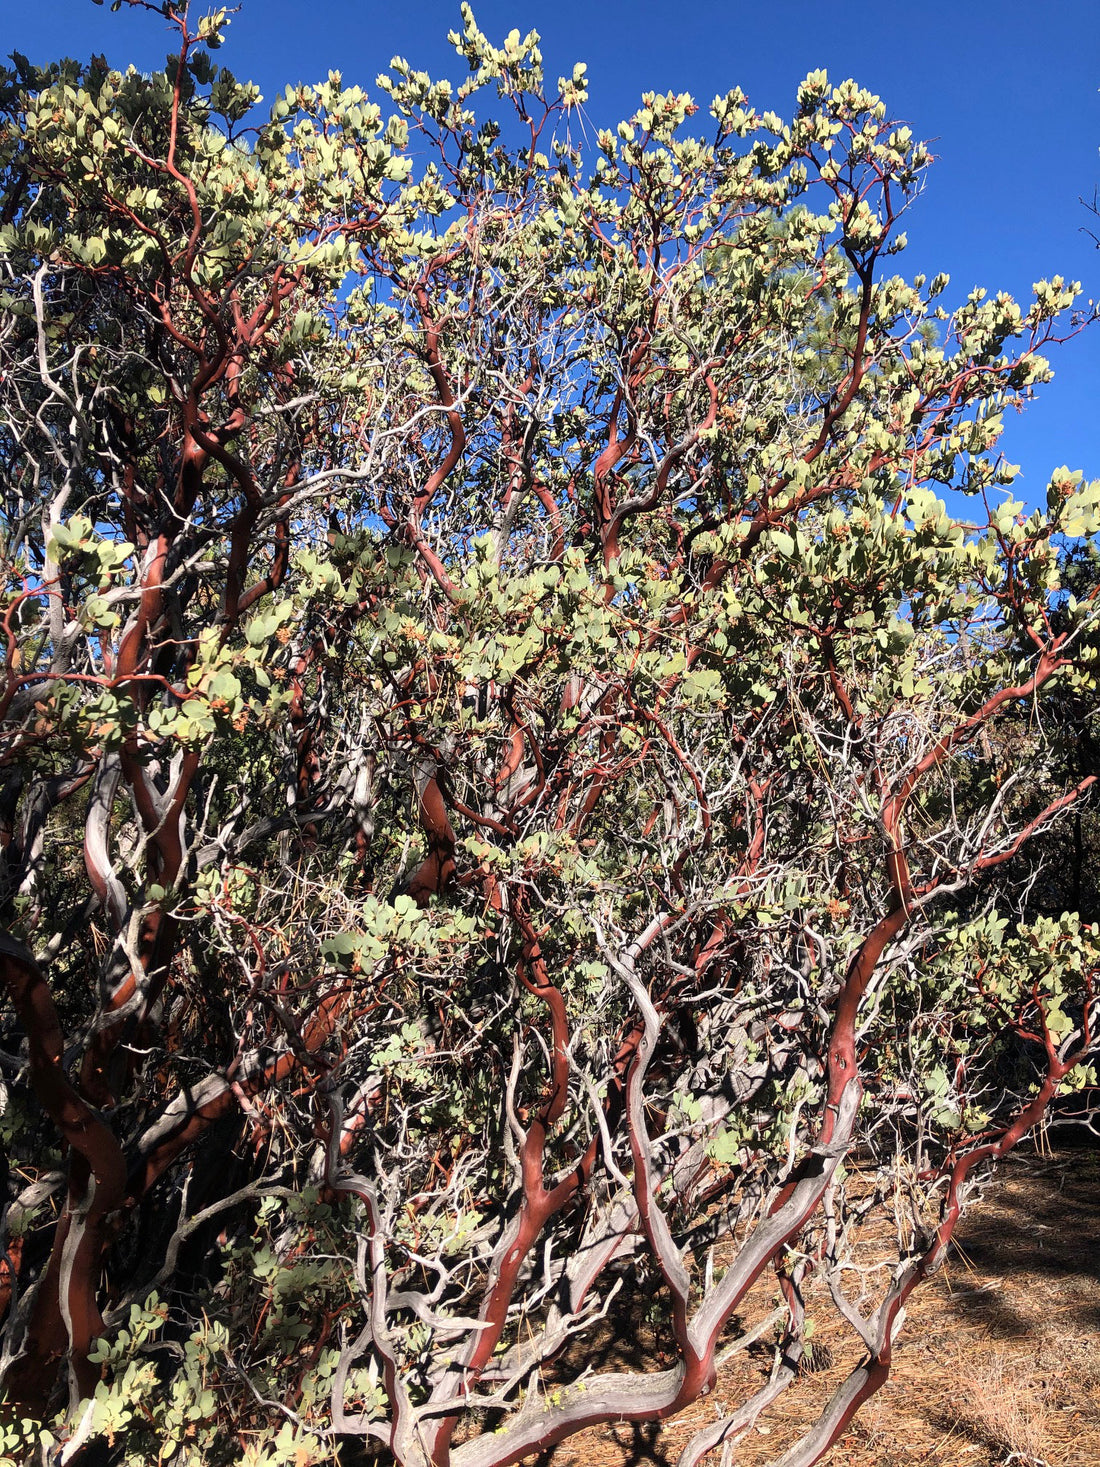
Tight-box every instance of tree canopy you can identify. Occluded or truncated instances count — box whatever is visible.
[0,5,1098,1465]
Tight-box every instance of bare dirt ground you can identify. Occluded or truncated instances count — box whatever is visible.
[542,1149,1100,1467]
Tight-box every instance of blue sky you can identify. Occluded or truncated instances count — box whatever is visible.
[6,0,1099,504]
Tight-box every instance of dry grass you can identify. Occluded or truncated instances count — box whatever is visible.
[954,1347,1051,1466]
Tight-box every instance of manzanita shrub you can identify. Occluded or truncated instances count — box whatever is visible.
[0,4,1098,1464]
